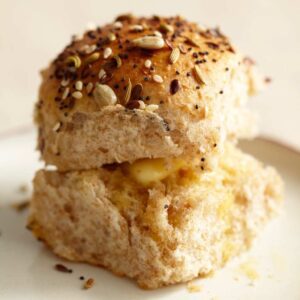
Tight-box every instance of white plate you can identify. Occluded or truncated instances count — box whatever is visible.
[0,130,299,300]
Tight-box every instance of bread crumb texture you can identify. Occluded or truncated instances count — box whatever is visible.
[28,143,283,288]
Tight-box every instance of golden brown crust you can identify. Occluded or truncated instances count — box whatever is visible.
[36,15,260,170]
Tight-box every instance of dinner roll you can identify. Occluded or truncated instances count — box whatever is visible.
[35,15,263,170]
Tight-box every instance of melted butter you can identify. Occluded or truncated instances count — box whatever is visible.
[126,157,187,186]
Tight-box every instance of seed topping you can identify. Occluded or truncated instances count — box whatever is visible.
[169,48,180,64]
[194,65,206,85]
[93,83,117,107]
[103,47,112,59]
[144,59,152,68]
[170,79,180,95]
[72,91,83,99]
[153,74,163,83]
[132,36,165,49]
[124,78,132,105]
[65,55,81,68]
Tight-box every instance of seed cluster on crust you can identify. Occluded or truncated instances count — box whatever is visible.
[37,15,237,118]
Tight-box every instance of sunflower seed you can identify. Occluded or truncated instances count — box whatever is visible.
[93,83,117,107]
[132,36,165,49]
[124,78,132,105]
[129,25,144,32]
[153,31,163,37]
[153,74,163,83]
[103,47,112,59]
[194,65,206,85]
[169,48,180,64]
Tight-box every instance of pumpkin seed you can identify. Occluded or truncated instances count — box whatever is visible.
[65,55,81,68]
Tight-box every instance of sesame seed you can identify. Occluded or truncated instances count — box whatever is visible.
[75,81,83,91]
[153,74,163,83]
[138,100,146,109]
[86,82,94,94]
[113,21,123,29]
[60,79,69,87]
[145,104,159,112]
[129,24,144,32]
[144,59,152,68]
[85,22,96,30]
[72,91,83,99]
[62,87,70,100]
[52,122,61,132]
[98,68,106,80]
[85,44,97,54]
[103,47,112,59]
[108,32,116,41]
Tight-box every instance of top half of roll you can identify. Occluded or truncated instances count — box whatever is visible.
[35,14,266,171]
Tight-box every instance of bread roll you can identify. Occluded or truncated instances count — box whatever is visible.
[35,15,262,171]
[28,144,283,288]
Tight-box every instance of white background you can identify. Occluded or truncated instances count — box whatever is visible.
[0,0,299,148]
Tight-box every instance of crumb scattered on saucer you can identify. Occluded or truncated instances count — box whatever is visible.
[11,200,29,212]
[186,280,203,293]
[83,278,95,289]
[54,263,73,273]
[238,259,259,281]
[17,184,28,194]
